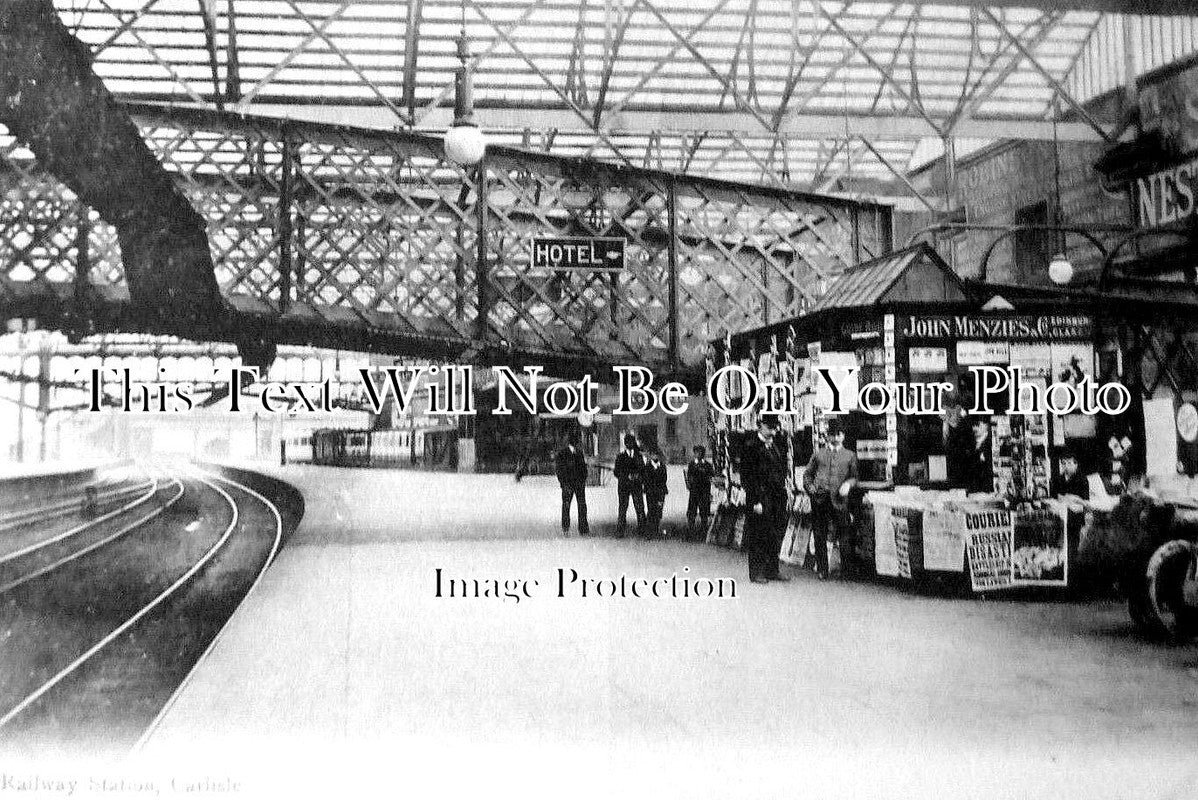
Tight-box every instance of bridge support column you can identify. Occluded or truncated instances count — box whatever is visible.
[0,0,227,335]
[472,158,490,343]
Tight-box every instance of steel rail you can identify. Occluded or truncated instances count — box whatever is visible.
[0,464,163,565]
[0,475,156,535]
[131,466,284,752]
[0,466,248,729]
[0,468,186,595]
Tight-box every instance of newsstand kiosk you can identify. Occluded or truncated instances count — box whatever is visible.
[706,243,1098,591]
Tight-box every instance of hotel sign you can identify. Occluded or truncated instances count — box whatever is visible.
[530,236,625,271]
[902,315,1091,341]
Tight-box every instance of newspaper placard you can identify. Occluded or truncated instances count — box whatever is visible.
[893,512,912,579]
[1144,397,1179,478]
[922,506,966,572]
[872,498,900,577]
[964,509,1014,591]
[1012,504,1069,586]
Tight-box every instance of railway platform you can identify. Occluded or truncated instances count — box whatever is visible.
[121,463,1198,800]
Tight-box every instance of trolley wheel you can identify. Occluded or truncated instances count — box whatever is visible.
[1143,539,1198,642]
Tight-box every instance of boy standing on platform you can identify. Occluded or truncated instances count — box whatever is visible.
[685,445,715,540]
[643,449,669,538]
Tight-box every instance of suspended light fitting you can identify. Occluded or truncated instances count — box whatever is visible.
[1048,94,1073,286]
[1048,252,1074,285]
[443,24,486,166]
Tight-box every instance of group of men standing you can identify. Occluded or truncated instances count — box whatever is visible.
[556,417,858,586]
[742,416,857,583]
[612,435,668,537]
[554,433,716,539]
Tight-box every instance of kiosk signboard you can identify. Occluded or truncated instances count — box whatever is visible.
[900,314,1091,341]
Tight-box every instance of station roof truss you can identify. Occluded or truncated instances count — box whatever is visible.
[53,0,1198,198]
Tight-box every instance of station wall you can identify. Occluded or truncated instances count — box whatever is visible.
[896,139,1128,286]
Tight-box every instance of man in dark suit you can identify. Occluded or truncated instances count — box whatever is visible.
[613,434,645,537]
[555,433,590,535]
[803,420,858,580]
[958,417,994,494]
[740,415,791,584]
[685,445,715,540]
[643,449,669,538]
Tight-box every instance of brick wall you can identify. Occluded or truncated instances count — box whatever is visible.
[897,140,1131,286]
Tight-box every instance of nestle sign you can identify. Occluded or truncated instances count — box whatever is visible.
[1135,157,1198,228]
[530,236,625,271]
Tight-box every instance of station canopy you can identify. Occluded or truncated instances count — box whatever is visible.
[51,1,1198,200]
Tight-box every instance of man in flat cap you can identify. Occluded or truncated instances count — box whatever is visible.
[804,419,858,580]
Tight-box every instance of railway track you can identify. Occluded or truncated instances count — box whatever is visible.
[0,462,155,531]
[0,466,183,594]
[0,464,285,751]
[0,467,155,538]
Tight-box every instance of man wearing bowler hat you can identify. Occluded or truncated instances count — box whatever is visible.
[613,434,646,537]
[740,415,791,584]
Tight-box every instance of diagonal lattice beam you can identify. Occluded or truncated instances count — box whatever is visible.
[811,3,943,137]
[788,6,900,121]
[638,0,774,135]
[413,0,553,126]
[857,138,939,213]
[235,0,353,109]
[979,7,1113,141]
[92,0,207,105]
[89,0,163,57]
[282,0,408,126]
[468,0,639,171]
[945,10,1065,135]
[606,0,738,120]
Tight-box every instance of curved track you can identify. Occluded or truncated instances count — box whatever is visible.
[0,464,285,751]
[133,470,283,751]
[0,466,155,539]
[0,466,183,594]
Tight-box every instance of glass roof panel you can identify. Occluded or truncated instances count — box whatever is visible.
[53,0,1198,194]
